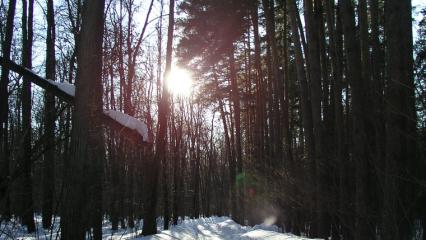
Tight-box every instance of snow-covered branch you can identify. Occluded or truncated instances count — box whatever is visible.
[0,56,150,144]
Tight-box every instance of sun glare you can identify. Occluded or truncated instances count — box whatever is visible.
[166,67,193,97]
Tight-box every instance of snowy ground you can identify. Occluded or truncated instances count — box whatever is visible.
[136,217,315,240]
[0,216,316,240]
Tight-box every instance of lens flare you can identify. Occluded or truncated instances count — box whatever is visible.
[263,215,277,226]
[166,67,193,97]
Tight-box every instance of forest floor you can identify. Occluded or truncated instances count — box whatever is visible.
[0,216,316,239]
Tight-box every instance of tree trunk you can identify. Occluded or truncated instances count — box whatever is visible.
[262,0,283,164]
[42,0,56,229]
[142,0,174,235]
[0,0,16,221]
[250,0,266,175]
[324,1,345,239]
[288,1,315,233]
[213,69,234,219]
[304,0,327,236]
[227,45,241,223]
[383,0,417,239]
[340,0,369,239]
[20,0,36,232]
[60,1,105,239]
[172,116,182,225]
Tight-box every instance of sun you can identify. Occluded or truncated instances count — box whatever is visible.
[166,67,194,97]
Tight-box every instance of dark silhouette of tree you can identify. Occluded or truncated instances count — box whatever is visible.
[42,0,55,229]
[0,0,16,221]
[142,0,175,235]
[20,0,36,232]
[60,1,105,239]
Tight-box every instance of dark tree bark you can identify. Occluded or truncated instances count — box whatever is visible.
[383,0,417,239]
[358,0,378,238]
[262,0,283,163]
[281,0,293,172]
[172,112,183,225]
[250,0,265,174]
[369,2,385,229]
[323,1,345,239]
[0,0,16,221]
[340,0,370,238]
[288,2,316,234]
[20,0,36,233]
[60,0,105,239]
[303,0,328,236]
[228,43,244,222]
[213,69,234,219]
[42,0,56,229]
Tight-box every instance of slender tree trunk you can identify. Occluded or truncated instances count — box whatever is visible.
[227,44,242,223]
[42,0,56,229]
[358,0,378,237]
[0,0,16,221]
[281,0,293,171]
[214,69,234,219]
[324,1,345,239]
[288,1,315,233]
[127,150,135,228]
[172,117,182,225]
[142,0,174,235]
[340,0,369,239]
[369,0,385,232]
[20,0,36,232]
[262,0,282,163]
[250,0,265,174]
[304,0,327,236]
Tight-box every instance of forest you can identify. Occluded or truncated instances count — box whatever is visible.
[0,0,425,239]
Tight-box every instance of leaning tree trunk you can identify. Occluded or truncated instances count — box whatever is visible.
[60,1,105,239]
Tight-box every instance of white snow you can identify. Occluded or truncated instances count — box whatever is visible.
[0,216,317,240]
[103,110,149,142]
[41,78,150,143]
[135,217,315,240]
[47,79,76,97]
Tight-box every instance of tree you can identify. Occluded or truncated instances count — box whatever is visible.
[415,7,426,127]
[287,1,315,234]
[142,0,175,235]
[414,8,426,234]
[20,0,36,232]
[0,0,16,221]
[303,0,327,235]
[42,0,56,229]
[383,0,418,239]
[340,0,371,238]
[177,0,247,222]
[60,0,105,239]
